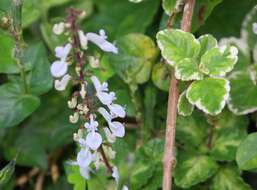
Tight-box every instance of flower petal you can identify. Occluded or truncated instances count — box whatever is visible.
[79,166,90,179]
[91,75,102,91]
[55,43,72,60]
[103,127,116,143]
[97,91,114,105]
[86,132,102,150]
[50,60,68,77]
[108,104,126,118]
[78,30,88,50]
[98,107,112,122]
[53,22,65,35]
[109,121,125,138]
[77,148,92,168]
[112,166,119,182]
[54,74,71,91]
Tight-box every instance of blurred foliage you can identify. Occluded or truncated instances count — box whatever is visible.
[0,0,257,190]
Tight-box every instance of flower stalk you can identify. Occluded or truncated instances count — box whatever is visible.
[162,0,196,190]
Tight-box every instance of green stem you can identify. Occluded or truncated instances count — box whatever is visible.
[11,0,29,93]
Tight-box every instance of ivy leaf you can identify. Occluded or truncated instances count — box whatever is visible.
[174,152,218,188]
[156,29,200,66]
[162,0,177,15]
[199,46,238,77]
[177,91,194,116]
[186,78,230,115]
[228,70,257,115]
[0,83,40,128]
[211,165,252,190]
[198,34,217,57]
[151,63,170,91]
[108,33,159,85]
[176,111,209,146]
[175,58,203,81]
[236,132,257,171]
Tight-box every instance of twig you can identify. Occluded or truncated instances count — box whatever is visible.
[162,1,195,190]
[35,172,45,190]
[11,0,29,93]
[16,167,40,186]
[99,145,113,174]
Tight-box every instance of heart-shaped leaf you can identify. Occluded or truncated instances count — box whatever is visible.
[162,0,177,15]
[156,29,200,66]
[198,34,217,57]
[186,78,230,115]
[236,132,257,171]
[177,91,194,116]
[228,70,257,115]
[199,46,238,77]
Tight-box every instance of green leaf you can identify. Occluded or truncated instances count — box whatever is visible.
[175,58,203,81]
[0,160,15,186]
[186,78,230,115]
[228,70,257,115]
[66,165,86,190]
[130,161,155,190]
[174,152,218,188]
[108,33,159,85]
[210,126,247,161]
[26,43,53,95]
[151,63,170,91]
[157,29,200,66]
[22,0,41,28]
[198,34,218,57]
[210,165,252,190]
[162,0,177,15]
[199,45,238,77]
[236,132,257,171]
[0,83,40,128]
[176,111,209,146]
[177,90,194,116]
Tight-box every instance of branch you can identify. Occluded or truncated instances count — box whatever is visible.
[162,1,195,190]
[11,0,29,94]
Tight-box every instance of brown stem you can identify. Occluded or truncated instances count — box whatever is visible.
[99,145,113,173]
[162,1,195,190]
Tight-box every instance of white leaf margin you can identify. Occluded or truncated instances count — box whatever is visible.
[177,90,194,116]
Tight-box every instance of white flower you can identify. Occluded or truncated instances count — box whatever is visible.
[80,83,87,99]
[79,166,90,179]
[84,114,102,150]
[86,29,118,54]
[103,127,116,143]
[77,148,93,168]
[78,30,88,50]
[91,76,116,105]
[69,112,79,124]
[50,43,72,77]
[55,43,72,61]
[54,74,71,91]
[53,22,65,35]
[98,107,125,138]
[50,60,68,77]
[122,185,129,190]
[108,104,126,118]
[253,22,257,35]
[112,166,119,182]
[68,96,77,109]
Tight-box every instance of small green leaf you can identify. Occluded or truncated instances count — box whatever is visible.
[108,33,159,85]
[157,29,200,66]
[236,132,257,171]
[175,58,203,81]
[174,152,218,188]
[198,34,217,57]
[177,91,194,116]
[199,46,238,77]
[186,78,230,115]
[0,83,40,128]
[66,165,86,190]
[162,0,177,15]
[228,70,257,115]
[0,160,15,186]
[211,165,252,190]
[176,111,209,146]
[151,63,170,91]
